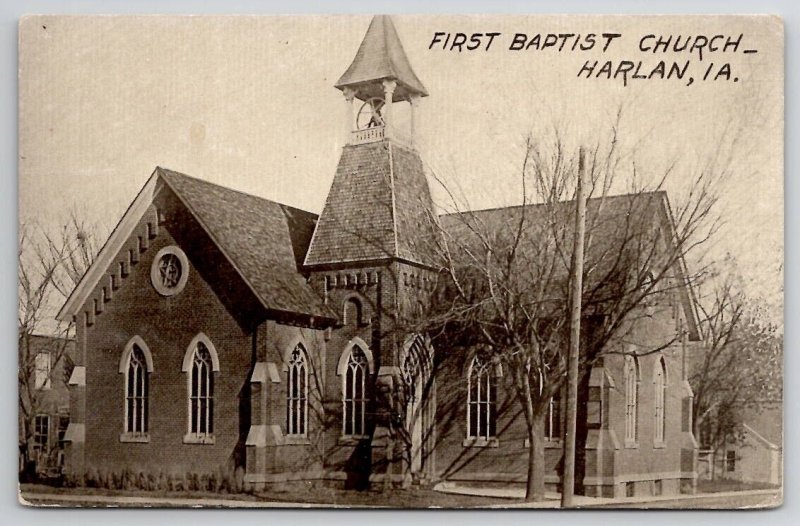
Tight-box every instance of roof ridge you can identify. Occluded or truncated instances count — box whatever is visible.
[156,166,318,218]
[438,190,667,218]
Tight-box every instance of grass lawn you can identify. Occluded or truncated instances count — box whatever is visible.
[697,479,781,494]
[20,482,515,508]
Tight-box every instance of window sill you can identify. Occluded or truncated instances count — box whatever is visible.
[624,440,639,449]
[653,440,666,449]
[338,435,369,446]
[119,432,150,443]
[283,435,312,445]
[523,438,562,449]
[463,437,499,448]
[183,433,215,445]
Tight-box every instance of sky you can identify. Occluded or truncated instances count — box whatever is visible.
[18,14,784,319]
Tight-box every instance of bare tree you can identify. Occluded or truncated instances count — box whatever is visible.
[18,211,101,476]
[411,109,726,501]
[691,260,782,469]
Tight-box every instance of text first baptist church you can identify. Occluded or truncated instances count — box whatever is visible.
[57,16,701,498]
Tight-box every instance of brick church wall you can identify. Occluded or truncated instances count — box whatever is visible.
[80,207,253,477]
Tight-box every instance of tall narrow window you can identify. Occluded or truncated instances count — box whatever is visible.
[726,450,736,472]
[34,352,51,390]
[190,342,214,438]
[654,357,667,444]
[467,356,497,440]
[624,356,640,444]
[286,345,308,436]
[544,392,561,441]
[125,345,149,434]
[33,414,49,459]
[343,346,368,437]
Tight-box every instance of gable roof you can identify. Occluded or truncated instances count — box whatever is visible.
[303,141,440,268]
[58,167,335,324]
[438,191,702,340]
[335,15,428,101]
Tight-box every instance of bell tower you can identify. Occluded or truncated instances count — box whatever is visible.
[305,14,437,270]
[304,16,439,487]
[335,15,428,148]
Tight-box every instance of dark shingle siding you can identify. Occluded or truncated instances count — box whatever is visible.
[391,143,441,267]
[304,141,441,268]
[158,168,334,320]
[304,142,397,265]
[438,192,666,289]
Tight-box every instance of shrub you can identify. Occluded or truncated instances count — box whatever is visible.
[156,471,167,492]
[122,468,135,490]
[208,471,219,493]
[218,466,232,494]
[167,473,178,492]
[233,466,245,493]
[84,468,99,488]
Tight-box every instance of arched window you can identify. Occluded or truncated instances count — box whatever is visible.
[343,346,368,437]
[125,345,149,434]
[654,357,667,444]
[189,342,214,438]
[344,298,362,326]
[119,337,153,441]
[402,336,430,473]
[545,392,561,441]
[286,345,308,436]
[624,356,640,444]
[467,356,497,440]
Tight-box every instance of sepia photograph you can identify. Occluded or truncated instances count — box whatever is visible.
[17,13,783,509]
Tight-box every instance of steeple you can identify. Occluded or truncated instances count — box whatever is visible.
[303,16,439,269]
[336,16,427,148]
[335,15,428,102]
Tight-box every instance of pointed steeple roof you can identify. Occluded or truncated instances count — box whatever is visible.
[304,141,440,269]
[335,15,428,101]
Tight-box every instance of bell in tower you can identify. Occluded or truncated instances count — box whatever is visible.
[305,15,438,270]
[335,15,429,147]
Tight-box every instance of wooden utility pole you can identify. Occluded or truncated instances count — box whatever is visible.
[561,148,587,508]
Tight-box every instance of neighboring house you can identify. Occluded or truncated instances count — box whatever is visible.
[18,333,74,475]
[698,401,782,485]
[55,16,701,497]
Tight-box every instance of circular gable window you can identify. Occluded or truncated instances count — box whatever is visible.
[151,246,189,296]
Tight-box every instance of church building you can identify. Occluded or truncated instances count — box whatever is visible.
[57,16,701,499]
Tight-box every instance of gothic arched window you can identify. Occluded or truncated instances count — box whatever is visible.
[286,345,308,436]
[125,345,149,434]
[467,356,497,441]
[343,346,368,437]
[654,357,667,444]
[189,342,214,439]
[624,356,640,444]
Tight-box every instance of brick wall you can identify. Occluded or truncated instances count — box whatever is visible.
[77,189,260,477]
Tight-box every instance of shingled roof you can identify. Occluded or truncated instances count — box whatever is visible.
[159,168,334,321]
[303,141,440,268]
[335,15,428,101]
[439,191,701,340]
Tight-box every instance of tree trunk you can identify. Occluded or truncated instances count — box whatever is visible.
[525,409,547,501]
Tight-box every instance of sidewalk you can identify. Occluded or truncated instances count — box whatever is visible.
[20,485,781,509]
[20,491,330,508]
[433,482,782,509]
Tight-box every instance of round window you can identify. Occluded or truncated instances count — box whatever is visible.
[150,246,189,296]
